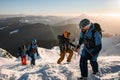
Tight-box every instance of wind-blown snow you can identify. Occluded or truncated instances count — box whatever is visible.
[0,36,120,80]
[10,29,19,35]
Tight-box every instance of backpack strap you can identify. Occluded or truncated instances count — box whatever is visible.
[91,29,96,41]
[93,23,102,37]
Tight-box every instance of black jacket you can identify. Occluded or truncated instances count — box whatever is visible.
[58,35,75,51]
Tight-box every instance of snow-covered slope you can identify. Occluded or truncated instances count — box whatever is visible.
[0,48,16,66]
[0,48,14,58]
[0,45,120,80]
[101,35,120,56]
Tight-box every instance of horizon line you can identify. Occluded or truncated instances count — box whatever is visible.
[0,13,120,17]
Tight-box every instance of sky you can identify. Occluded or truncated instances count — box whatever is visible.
[0,0,120,16]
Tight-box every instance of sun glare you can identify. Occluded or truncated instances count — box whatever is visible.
[103,13,120,17]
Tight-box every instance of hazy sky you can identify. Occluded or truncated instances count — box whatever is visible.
[0,0,120,16]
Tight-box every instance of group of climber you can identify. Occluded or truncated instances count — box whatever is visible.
[17,18,102,80]
[18,39,40,66]
[57,19,102,80]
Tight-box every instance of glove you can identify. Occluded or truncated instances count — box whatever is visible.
[77,45,80,49]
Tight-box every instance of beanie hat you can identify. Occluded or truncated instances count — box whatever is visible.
[32,39,37,44]
[63,31,70,38]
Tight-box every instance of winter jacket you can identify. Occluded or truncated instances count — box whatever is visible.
[58,35,75,51]
[79,23,102,57]
[27,43,38,59]
[18,46,27,57]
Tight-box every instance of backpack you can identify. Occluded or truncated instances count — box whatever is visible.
[82,23,102,49]
[92,23,102,39]
[18,45,27,56]
[29,44,37,53]
[58,35,69,51]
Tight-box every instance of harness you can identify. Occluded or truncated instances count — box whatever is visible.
[84,29,97,49]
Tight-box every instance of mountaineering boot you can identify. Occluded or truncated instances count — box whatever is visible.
[78,77,87,80]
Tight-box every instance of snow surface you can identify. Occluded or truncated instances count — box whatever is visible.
[0,36,120,80]
[100,35,120,56]
[0,47,120,80]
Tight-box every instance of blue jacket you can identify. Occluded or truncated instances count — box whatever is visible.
[27,43,38,59]
[79,23,102,57]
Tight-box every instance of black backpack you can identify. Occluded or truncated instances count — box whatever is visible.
[92,23,102,39]
[18,45,26,56]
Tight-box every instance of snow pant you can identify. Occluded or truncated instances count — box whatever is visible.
[80,44,101,77]
[57,48,73,64]
[21,56,27,65]
[80,56,98,77]
[31,54,36,65]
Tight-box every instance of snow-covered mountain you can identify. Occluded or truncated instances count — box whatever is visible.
[19,16,68,25]
[101,35,120,56]
[0,36,120,80]
[56,14,120,34]
[55,14,92,26]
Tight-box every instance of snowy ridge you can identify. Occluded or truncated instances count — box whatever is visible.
[0,36,120,80]
[101,35,120,56]
[0,48,13,58]
[0,48,15,66]
[0,46,120,80]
